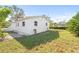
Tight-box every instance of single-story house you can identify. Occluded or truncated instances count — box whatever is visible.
[7,15,50,35]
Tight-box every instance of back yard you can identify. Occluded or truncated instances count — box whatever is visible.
[0,29,79,53]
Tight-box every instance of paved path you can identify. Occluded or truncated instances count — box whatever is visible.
[5,33,23,40]
[10,34,23,38]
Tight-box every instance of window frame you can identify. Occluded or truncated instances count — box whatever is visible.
[46,22,48,26]
[22,21,25,27]
[34,21,38,26]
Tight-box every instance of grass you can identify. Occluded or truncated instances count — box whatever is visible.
[0,29,79,52]
[15,31,59,49]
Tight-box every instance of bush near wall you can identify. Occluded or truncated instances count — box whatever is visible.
[49,27,68,30]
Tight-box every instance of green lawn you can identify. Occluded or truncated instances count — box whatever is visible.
[0,29,79,53]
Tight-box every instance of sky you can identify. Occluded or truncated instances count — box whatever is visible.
[17,5,79,22]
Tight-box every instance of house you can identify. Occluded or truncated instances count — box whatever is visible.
[7,15,49,35]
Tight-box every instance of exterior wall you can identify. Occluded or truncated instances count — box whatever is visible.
[5,22,16,31]
[8,16,49,35]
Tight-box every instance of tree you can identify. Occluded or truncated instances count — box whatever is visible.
[58,20,67,27]
[48,20,54,27]
[4,21,11,28]
[0,6,11,41]
[67,12,79,36]
[8,5,24,21]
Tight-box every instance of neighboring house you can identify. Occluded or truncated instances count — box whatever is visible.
[57,21,67,27]
[7,15,49,35]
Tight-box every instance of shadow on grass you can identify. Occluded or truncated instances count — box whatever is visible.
[15,31,59,49]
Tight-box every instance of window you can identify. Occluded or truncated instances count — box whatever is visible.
[34,21,38,26]
[22,21,25,26]
[46,22,47,26]
[33,29,37,34]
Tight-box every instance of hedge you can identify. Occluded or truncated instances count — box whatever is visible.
[49,27,68,30]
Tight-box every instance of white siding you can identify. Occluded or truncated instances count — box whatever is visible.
[8,16,49,35]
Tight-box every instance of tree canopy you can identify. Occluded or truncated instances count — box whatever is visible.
[8,5,24,21]
[67,12,79,36]
[0,6,11,40]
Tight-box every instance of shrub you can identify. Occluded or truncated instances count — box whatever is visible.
[49,27,67,30]
[0,29,5,41]
[67,12,79,36]
[73,23,79,36]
